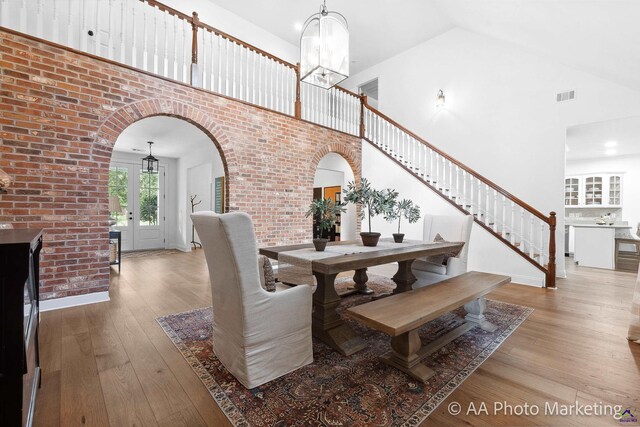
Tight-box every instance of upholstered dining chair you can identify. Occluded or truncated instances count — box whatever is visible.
[191,211,313,389]
[413,214,473,288]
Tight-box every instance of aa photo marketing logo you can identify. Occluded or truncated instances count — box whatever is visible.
[618,408,638,423]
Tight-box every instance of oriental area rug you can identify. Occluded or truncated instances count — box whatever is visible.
[157,275,533,426]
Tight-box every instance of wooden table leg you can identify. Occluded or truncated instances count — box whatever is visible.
[380,329,434,383]
[392,259,417,294]
[312,272,367,356]
[464,297,497,332]
[353,268,374,294]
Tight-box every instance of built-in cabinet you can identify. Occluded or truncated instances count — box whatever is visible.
[564,173,623,208]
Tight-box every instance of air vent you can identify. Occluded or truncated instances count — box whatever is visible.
[132,148,145,152]
[556,90,575,102]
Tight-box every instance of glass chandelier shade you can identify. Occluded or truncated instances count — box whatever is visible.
[142,141,159,174]
[300,1,349,89]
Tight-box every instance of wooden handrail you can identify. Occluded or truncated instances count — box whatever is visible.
[362,102,550,224]
[143,0,192,21]
[140,0,296,70]
[196,22,296,69]
[335,85,361,99]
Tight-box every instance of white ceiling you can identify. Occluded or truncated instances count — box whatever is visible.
[437,0,640,92]
[566,116,640,160]
[113,116,214,158]
[205,0,640,90]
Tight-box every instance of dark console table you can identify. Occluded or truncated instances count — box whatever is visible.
[0,229,43,427]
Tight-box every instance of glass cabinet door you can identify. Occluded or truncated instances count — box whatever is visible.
[584,176,603,205]
[564,178,580,206]
[609,175,621,205]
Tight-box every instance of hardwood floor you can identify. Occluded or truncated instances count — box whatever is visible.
[34,252,640,426]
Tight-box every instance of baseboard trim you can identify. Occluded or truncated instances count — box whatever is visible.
[40,291,110,312]
[507,273,545,288]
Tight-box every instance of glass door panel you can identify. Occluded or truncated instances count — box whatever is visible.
[133,166,165,250]
[109,163,134,251]
[609,176,621,205]
[564,178,579,206]
[585,176,602,206]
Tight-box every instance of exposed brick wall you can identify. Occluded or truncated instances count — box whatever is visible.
[0,29,362,300]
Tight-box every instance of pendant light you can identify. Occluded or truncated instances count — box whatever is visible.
[141,141,159,174]
[300,0,349,89]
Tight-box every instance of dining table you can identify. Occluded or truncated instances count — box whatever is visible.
[259,239,464,356]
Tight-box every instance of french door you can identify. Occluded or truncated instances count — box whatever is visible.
[109,162,166,251]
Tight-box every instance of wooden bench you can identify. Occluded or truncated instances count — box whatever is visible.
[346,271,511,383]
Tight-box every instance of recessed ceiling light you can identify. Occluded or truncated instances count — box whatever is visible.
[605,149,617,156]
[294,22,303,31]
[604,140,618,148]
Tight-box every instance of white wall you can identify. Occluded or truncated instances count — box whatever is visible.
[314,169,343,189]
[315,153,357,241]
[344,28,640,280]
[176,144,225,251]
[566,154,640,231]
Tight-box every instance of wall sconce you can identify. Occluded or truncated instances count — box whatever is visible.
[0,168,11,194]
[436,89,446,108]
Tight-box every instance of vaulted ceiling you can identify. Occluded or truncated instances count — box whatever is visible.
[206,0,640,91]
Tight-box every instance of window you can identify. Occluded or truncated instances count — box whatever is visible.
[108,167,128,226]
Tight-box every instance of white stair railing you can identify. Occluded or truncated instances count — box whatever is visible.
[363,104,556,281]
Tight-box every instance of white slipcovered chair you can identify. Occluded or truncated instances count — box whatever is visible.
[191,211,313,389]
[413,214,474,288]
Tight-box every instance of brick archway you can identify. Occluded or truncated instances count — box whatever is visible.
[94,98,237,209]
[0,29,363,300]
[309,139,361,185]
[310,138,362,234]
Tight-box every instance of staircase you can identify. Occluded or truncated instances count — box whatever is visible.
[0,0,557,287]
[361,103,557,287]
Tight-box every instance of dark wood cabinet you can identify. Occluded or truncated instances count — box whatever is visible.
[0,229,43,427]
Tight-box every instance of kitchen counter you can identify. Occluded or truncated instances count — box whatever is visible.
[573,225,630,269]
[571,224,631,229]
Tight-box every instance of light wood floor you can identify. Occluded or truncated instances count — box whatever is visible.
[34,252,640,426]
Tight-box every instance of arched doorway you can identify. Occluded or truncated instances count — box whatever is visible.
[312,153,357,241]
[109,116,226,252]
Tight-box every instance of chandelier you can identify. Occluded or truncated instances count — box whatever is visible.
[300,0,349,89]
[141,141,159,174]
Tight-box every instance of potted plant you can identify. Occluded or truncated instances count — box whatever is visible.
[385,199,421,243]
[343,178,398,247]
[305,198,346,251]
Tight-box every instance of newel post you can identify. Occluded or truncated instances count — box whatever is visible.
[359,94,367,138]
[190,11,200,87]
[547,211,557,288]
[295,63,302,119]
